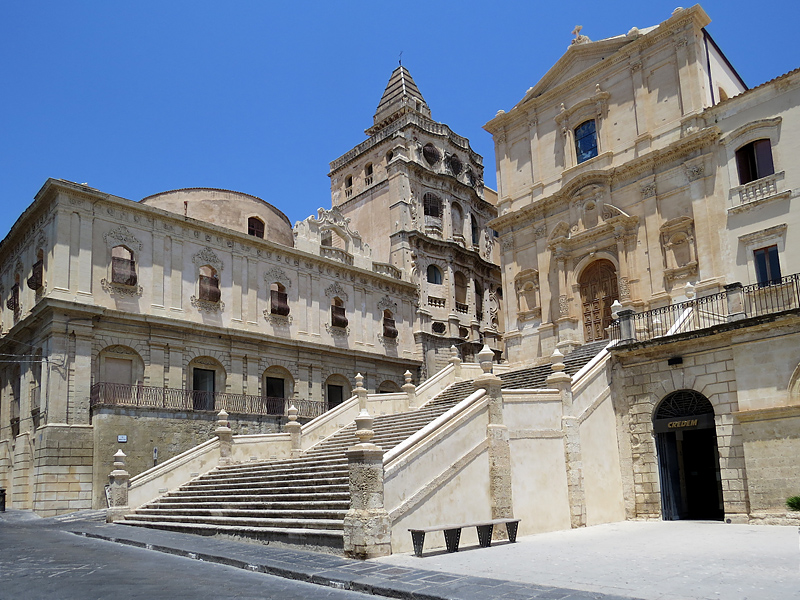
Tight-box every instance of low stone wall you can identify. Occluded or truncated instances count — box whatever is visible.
[91,407,291,508]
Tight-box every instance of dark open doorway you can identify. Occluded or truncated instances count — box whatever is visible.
[653,390,724,521]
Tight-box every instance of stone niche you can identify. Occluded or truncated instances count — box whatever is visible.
[514,269,541,321]
[660,216,697,283]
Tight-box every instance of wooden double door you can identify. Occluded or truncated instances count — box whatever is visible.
[578,260,619,342]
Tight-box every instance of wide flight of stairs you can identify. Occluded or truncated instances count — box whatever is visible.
[121,342,608,548]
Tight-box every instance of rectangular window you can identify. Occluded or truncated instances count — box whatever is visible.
[265,377,285,399]
[736,139,774,185]
[754,245,781,286]
[192,368,215,411]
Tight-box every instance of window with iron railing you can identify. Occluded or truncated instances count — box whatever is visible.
[199,274,221,302]
[111,257,137,286]
[331,304,348,328]
[27,259,43,290]
[7,283,19,312]
[270,289,290,316]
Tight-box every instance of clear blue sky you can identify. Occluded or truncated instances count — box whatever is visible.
[1,1,797,240]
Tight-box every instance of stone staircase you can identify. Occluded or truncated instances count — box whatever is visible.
[121,342,609,548]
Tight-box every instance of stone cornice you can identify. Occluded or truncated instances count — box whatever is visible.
[488,127,720,232]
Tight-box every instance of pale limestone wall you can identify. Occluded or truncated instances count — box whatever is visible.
[91,408,287,508]
[140,188,294,247]
[32,425,93,516]
[580,398,626,526]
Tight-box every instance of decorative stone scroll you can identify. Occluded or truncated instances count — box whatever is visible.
[191,296,225,313]
[101,278,143,298]
[264,267,292,288]
[192,247,224,272]
[264,310,292,327]
[325,323,350,338]
[104,225,142,251]
[325,282,349,302]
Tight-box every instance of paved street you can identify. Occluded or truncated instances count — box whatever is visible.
[0,512,372,600]
[377,520,800,600]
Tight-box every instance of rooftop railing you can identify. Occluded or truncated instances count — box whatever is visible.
[90,382,325,419]
[611,273,800,344]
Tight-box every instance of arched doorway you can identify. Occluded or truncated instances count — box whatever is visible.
[653,390,724,521]
[578,259,619,342]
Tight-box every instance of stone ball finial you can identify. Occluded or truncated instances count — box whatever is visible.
[113,449,126,469]
[404,370,413,385]
[354,408,375,444]
[355,373,364,390]
[672,7,684,14]
[685,281,695,300]
[287,405,298,422]
[450,345,459,357]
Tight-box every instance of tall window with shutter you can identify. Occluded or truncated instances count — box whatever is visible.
[111,246,137,286]
[198,265,221,303]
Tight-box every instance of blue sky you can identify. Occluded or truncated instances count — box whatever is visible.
[1,1,797,240]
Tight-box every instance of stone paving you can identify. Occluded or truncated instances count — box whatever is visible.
[3,510,797,599]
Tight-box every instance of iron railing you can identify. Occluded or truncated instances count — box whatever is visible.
[611,272,800,344]
[90,382,325,418]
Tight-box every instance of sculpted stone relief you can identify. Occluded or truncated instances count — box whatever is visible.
[514,269,541,321]
[660,216,698,281]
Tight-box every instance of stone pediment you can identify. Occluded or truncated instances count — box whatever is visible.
[516,37,634,106]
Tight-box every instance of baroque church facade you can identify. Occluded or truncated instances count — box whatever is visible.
[1,4,798,535]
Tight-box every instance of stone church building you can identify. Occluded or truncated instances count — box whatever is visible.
[1,4,798,546]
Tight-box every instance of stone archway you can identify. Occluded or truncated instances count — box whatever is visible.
[578,259,619,342]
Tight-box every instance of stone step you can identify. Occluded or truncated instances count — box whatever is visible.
[183,476,348,490]
[149,500,350,510]
[196,469,350,485]
[165,485,348,498]
[119,521,344,549]
[149,491,350,503]
[134,508,348,519]
[124,514,344,531]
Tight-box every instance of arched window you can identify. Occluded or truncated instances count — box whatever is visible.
[382,309,398,339]
[446,153,462,176]
[451,203,464,240]
[423,193,441,218]
[471,214,480,246]
[385,150,394,163]
[427,265,443,285]
[270,282,289,316]
[378,380,401,393]
[575,119,598,164]
[735,139,774,185]
[111,245,137,286]
[454,271,468,305]
[331,296,348,328]
[27,249,44,291]
[198,265,221,303]
[248,216,265,239]
[422,143,440,166]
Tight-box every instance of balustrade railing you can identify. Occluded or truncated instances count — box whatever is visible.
[90,382,324,418]
[455,302,469,314]
[611,272,800,344]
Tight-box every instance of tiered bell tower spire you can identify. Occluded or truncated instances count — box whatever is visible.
[366,66,432,136]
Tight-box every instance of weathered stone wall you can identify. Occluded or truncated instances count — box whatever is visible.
[91,408,288,508]
[32,424,93,516]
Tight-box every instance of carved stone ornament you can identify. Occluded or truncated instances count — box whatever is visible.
[264,310,293,327]
[571,25,591,45]
[559,294,570,317]
[377,295,397,313]
[324,282,349,302]
[190,295,225,313]
[501,237,514,252]
[192,247,224,272]
[684,163,705,182]
[325,323,350,338]
[104,226,143,251]
[264,267,292,288]
[377,334,398,348]
[101,278,143,298]
[193,357,218,366]
[618,276,631,301]
[103,345,137,356]
[640,182,656,199]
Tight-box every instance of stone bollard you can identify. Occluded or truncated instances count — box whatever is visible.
[215,409,233,466]
[107,449,130,523]
[343,408,392,559]
[402,370,416,410]
[448,345,463,380]
[473,344,513,540]
[285,404,302,457]
[617,309,636,343]
[354,373,368,411]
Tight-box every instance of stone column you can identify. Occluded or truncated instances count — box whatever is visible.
[401,371,416,410]
[473,345,513,539]
[107,449,130,523]
[546,349,585,528]
[343,409,391,559]
[215,410,232,466]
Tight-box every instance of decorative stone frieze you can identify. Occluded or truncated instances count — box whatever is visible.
[377,295,397,313]
[100,278,143,297]
[264,311,292,326]
[325,323,350,338]
[103,225,142,251]
[264,267,291,288]
[190,296,224,313]
[192,246,224,272]
[324,282,349,302]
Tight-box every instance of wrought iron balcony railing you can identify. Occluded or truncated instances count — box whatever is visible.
[90,382,325,418]
[611,273,800,344]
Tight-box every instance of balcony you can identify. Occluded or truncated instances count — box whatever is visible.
[455,302,469,314]
[612,273,800,344]
[90,382,325,418]
[321,246,354,266]
[373,262,402,280]
[729,172,790,213]
[428,296,446,308]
